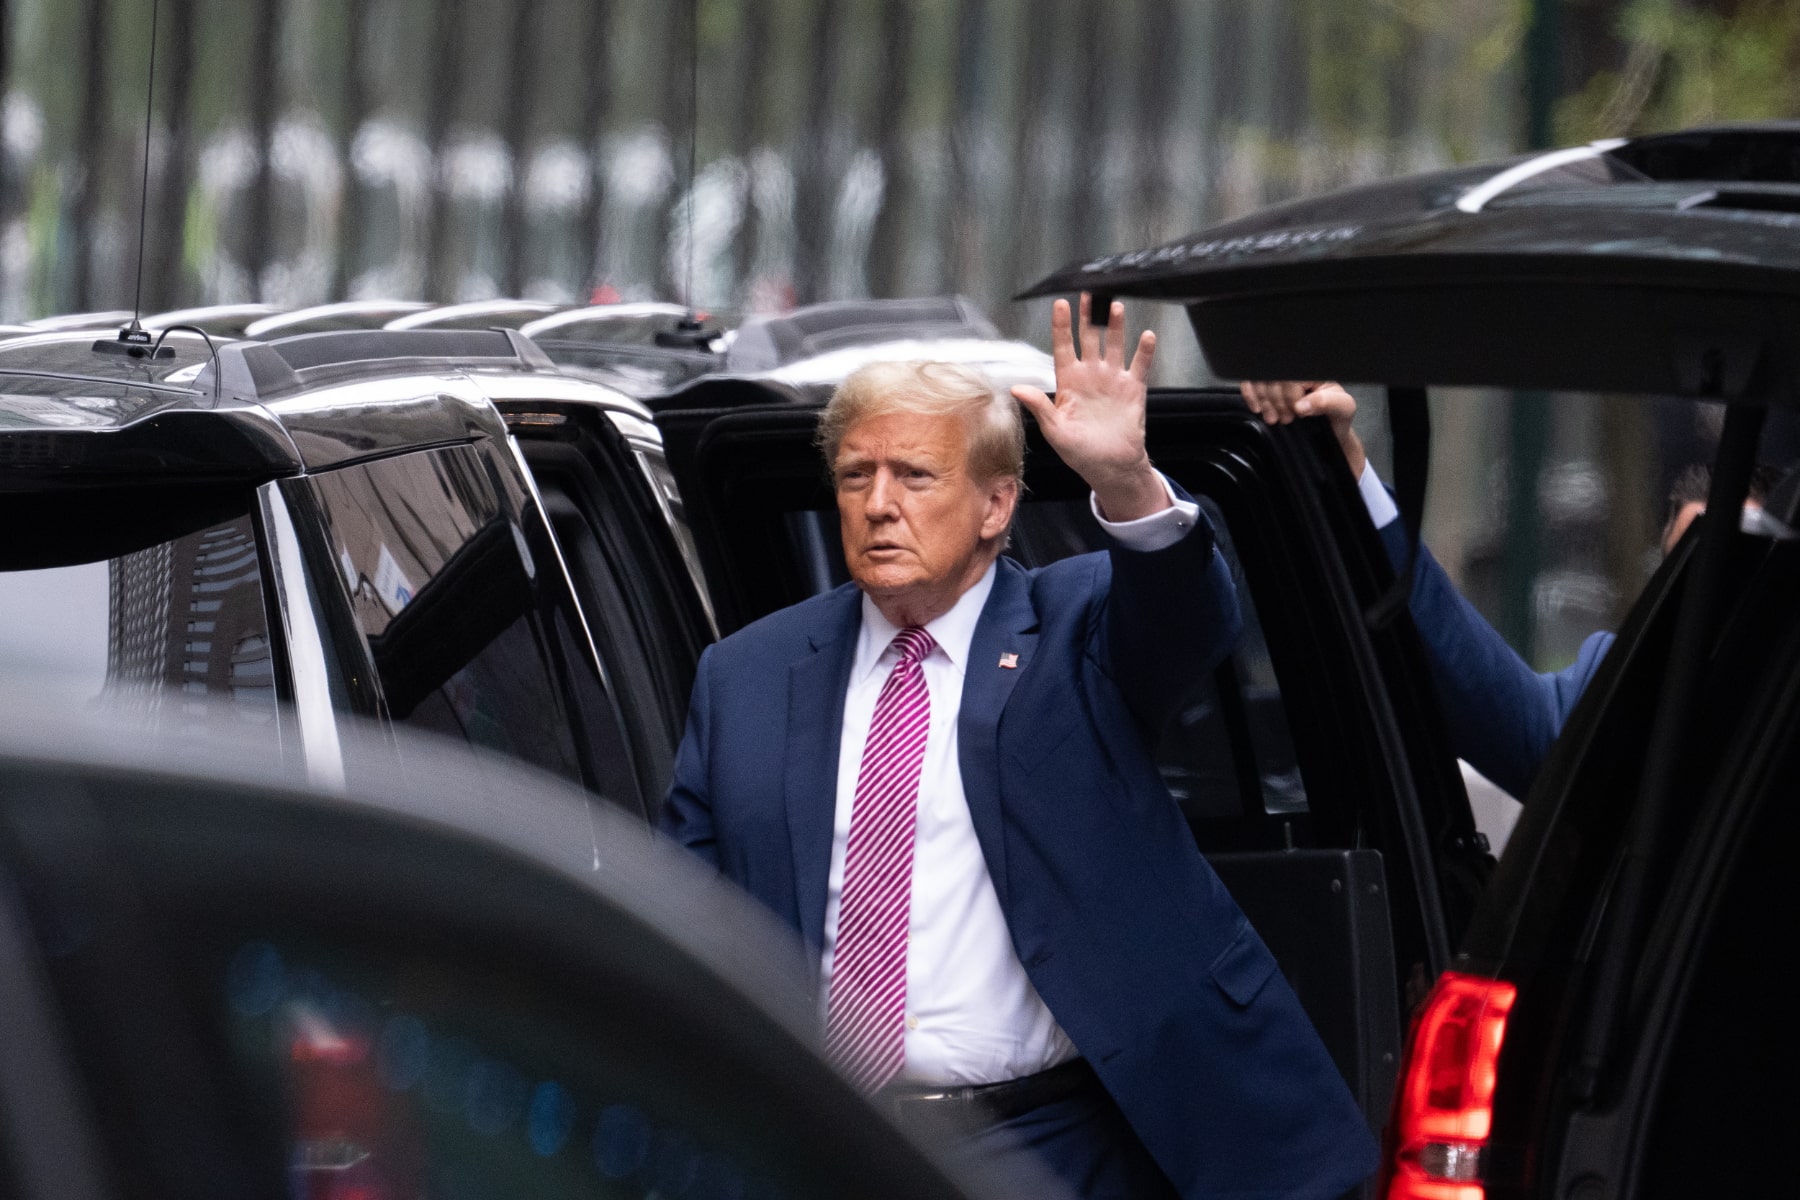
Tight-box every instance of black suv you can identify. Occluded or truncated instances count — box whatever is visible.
[1018,122,1800,1199]
[0,325,711,817]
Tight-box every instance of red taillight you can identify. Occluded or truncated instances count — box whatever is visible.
[1383,971,1517,1200]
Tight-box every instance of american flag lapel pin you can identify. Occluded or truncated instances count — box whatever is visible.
[998,652,1019,669]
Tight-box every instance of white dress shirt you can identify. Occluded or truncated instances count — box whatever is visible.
[1358,460,1401,529]
[819,478,1199,1085]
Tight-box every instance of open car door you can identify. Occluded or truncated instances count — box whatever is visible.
[1011,122,1800,1200]
[655,377,1488,1138]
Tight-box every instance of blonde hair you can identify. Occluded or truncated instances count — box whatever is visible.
[817,360,1025,483]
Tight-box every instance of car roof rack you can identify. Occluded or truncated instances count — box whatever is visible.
[725,296,999,373]
[197,327,555,401]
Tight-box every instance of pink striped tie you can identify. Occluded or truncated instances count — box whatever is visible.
[825,625,936,1091]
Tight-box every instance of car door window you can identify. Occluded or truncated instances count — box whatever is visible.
[0,486,283,743]
[513,431,712,808]
[300,445,641,811]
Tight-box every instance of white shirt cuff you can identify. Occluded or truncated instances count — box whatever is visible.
[1358,460,1401,529]
[1090,472,1201,552]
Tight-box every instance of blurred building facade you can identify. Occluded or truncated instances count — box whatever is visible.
[3,0,1793,674]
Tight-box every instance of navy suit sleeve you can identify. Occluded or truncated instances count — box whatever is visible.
[1099,500,1243,735]
[658,642,719,867]
[1379,520,1611,798]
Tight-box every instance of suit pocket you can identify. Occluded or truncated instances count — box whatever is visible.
[1209,920,1277,1008]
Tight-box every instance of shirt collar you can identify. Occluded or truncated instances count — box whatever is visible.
[854,560,998,684]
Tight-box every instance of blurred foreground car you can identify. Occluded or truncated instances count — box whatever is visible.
[0,707,991,1200]
[1021,121,1800,1198]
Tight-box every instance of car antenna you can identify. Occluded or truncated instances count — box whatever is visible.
[656,0,712,352]
[94,0,169,361]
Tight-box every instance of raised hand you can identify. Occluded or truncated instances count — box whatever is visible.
[1239,380,1366,477]
[1011,293,1167,522]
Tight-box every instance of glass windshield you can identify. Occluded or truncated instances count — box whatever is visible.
[0,487,281,740]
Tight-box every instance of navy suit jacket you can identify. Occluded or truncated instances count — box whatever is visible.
[662,519,1379,1199]
[1379,521,1611,798]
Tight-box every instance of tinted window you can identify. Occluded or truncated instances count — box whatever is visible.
[302,445,638,805]
[0,487,280,742]
[516,432,712,810]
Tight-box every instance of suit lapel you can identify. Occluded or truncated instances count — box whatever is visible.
[785,586,861,957]
[958,557,1039,908]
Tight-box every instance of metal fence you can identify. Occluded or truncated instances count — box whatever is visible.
[0,0,1521,348]
[17,0,1687,683]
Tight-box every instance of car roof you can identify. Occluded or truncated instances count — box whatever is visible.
[0,325,654,486]
[725,296,1000,373]
[520,301,698,341]
[385,298,562,330]
[143,303,281,337]
[242,300,433,338]
[655,335,1055,413]
[1020,123,1800,404]
[0,327,224,388]
[22,310,136,332]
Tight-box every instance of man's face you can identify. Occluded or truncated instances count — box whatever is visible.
[833,408,1016,618]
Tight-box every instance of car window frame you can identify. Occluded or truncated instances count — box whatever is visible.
[506,411,714,806]
[282,439,647,814]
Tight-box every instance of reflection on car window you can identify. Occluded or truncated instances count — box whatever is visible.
[304,446,591,786]
[0,495,279,740]
[222,938,812,1200]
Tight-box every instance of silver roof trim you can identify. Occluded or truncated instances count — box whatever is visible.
[385,299,561,330]
[244,300,432,338]
[519,302,691,338]
[1454,140,1628,214]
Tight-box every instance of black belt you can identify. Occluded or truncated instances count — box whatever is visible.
[879,1057,1099,1131]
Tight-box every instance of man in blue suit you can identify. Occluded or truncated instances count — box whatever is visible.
[1239,380,1769,799]
[662,296,1377,1199]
